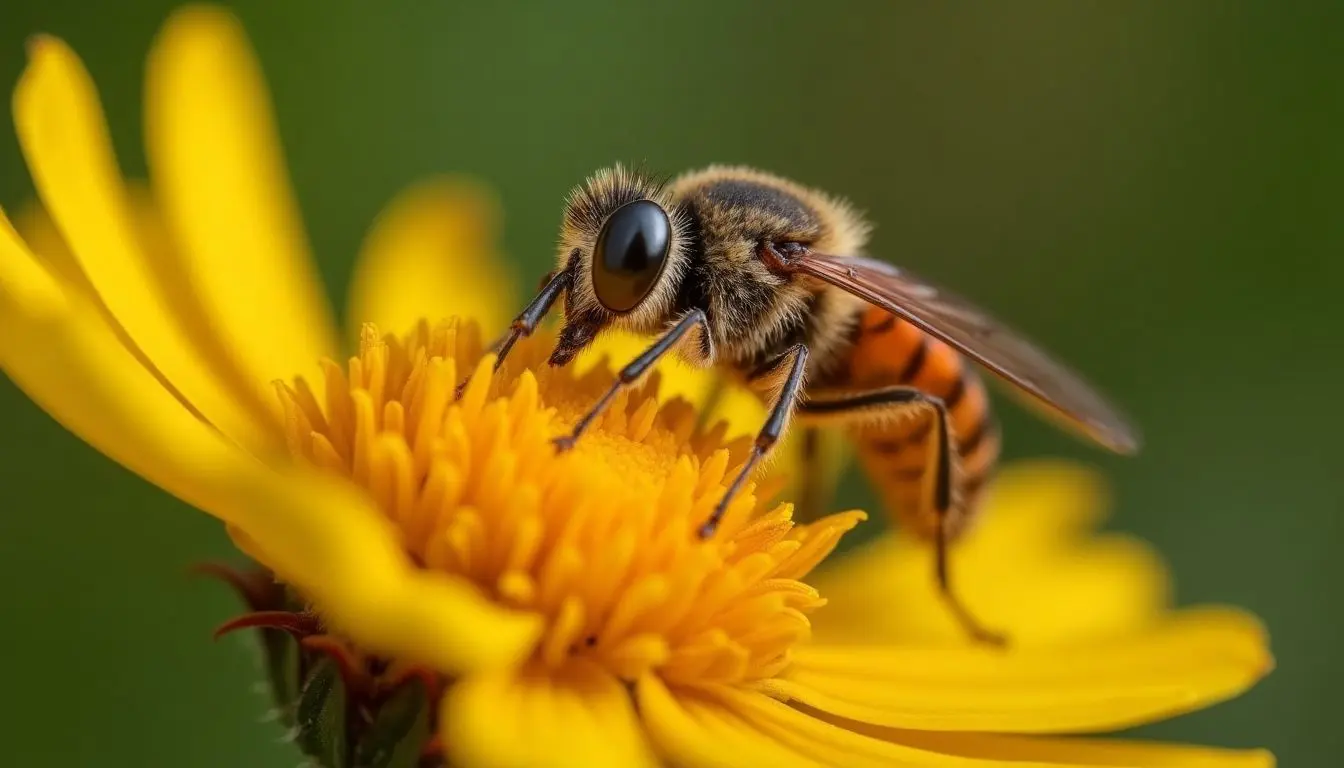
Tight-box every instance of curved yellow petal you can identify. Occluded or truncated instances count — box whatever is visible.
[347,177,515,342]
[224,466,542,675]
[9,198,94,300]
[443,661,656,768]
[849,730,1275,768]
[636,676,817,768]
[0,209,258,514]
[811,460,1169,647]
[772,607,1271,733]
[12,186,289,429]
[14,35,272,449]
[144,5,338,396]
[704,685,1071,768]
[0,213,538,675]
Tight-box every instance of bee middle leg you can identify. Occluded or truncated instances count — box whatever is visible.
[798,385,1007,647]
[698,344,810,539]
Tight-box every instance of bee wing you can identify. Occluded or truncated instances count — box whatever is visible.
[788,251,1140,454]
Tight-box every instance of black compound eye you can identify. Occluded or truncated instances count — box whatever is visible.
[591,199,672,313]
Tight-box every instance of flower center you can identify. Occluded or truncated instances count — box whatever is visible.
[275,319,862,685]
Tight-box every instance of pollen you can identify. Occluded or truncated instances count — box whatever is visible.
[274,319,864,685]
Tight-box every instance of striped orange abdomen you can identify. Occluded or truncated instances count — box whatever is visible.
[844,306,1000,540]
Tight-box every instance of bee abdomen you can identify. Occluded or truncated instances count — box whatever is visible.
[846,307,1001,541]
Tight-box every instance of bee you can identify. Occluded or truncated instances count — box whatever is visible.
[489,164,1139,644]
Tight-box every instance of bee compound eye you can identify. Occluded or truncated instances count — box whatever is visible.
[591,199,672,313]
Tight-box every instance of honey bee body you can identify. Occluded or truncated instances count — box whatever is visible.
[492,164,1137,643]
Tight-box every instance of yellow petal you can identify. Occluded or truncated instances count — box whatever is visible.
[772,607,1271,733]
[443,661,656,768]
[573,329,716,408]
[851,730,1275,768]
[224,466,542,675]
[144,5,338,395]
[13,186,290,430]
[639,677,1080,767]
[0,208,252,511]
[704,684,1072,768]
[9,198,95,300]
[347,176,515,342]
[811,460,1169,647]
[699,377,774,443]
[818,533,1168,648]
[636,676,817,768]
[0,214,539,675]
[13,35,272,449]
[928,459,1116,548]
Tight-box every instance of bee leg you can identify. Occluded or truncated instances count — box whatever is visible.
[553,308,710,452]
[798,386,1006,647]
[456,252,579,399]
[699,344,810,539]
[924,400,1006,647]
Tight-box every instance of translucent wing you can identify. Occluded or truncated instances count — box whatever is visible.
[787,250,1140,454]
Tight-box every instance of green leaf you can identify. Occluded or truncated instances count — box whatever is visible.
[354,679,432,768]
[296,656,350,768]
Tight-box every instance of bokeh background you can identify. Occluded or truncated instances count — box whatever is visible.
[0,1,1338,764]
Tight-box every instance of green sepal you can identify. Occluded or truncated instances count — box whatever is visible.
[260,628,303,728]
[354,678,432,768]
[296,656,350,768]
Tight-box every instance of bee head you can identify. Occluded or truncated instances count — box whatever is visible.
[549,165,692,365]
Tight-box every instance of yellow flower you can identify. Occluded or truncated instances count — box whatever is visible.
[0,5,1273,767]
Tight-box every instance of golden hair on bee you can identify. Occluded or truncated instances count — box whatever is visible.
[670,164,872,255]
[666,165,872,379]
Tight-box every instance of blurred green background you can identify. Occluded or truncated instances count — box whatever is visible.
[0,1,1338,764]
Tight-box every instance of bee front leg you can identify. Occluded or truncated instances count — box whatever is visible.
[552,308,710,452]
[455,253,579,400]
[494,252,581,369]
[698,344,810,539]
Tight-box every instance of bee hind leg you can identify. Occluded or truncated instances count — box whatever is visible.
[798,385,1007,648]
